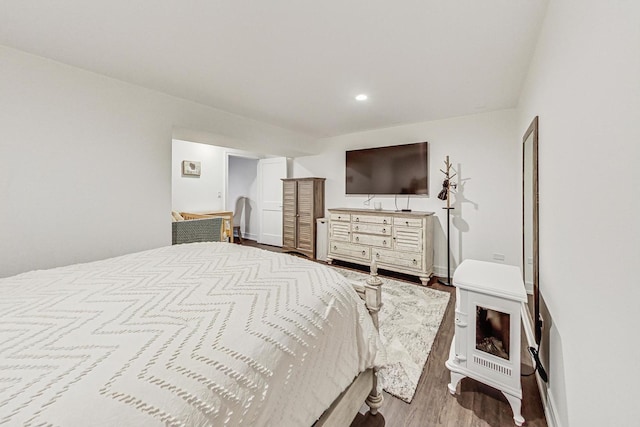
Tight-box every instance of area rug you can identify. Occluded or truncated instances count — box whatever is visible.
[331,266,450,403]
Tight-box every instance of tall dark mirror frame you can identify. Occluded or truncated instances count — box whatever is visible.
[523,116,541,344]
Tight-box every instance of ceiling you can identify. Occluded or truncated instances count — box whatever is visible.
[0,1,548,138]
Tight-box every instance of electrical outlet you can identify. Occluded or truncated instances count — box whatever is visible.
[217,191,221,198]
[492,253,505,262]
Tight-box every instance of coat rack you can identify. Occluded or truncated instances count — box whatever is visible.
[437,156,456,286]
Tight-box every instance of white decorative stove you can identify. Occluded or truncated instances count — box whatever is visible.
[445,260,527,426]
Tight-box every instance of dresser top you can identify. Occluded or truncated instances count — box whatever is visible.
[328,207,434,217]
[281,177,325,181]
[453,259,526,302]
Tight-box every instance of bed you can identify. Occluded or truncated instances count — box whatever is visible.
[0,242,385,426]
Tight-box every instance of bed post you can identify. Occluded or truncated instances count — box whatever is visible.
[364,260,384,415]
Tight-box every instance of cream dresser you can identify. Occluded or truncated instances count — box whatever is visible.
[327,208,434,285]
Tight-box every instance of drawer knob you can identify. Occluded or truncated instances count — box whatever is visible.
[383,220,387,224]
[333,246,337,250]
[362,250,366,256]
[355,226,359,230]
[375,253,380,258]
[406,221,409,225]
[338,216,341,219]
[413,259,417,265]
[382,228,386,233]
[355,218,360,222]
[355,236,359,242]
[383,240,387,246]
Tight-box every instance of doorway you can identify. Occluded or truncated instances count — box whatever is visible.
[226,155,259,242]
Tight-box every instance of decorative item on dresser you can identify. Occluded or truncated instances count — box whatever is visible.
[327,208,434,285]
[282,177,325,258]
[445,259,527,426]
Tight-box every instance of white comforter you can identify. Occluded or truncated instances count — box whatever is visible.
[0,243,383,426]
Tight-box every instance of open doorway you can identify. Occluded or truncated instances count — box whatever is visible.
[171,139,287,246]
[226,155,259,242]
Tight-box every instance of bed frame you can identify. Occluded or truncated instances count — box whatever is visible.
[315,260,384,426]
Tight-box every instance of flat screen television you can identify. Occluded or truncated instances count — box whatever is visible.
[345,142,428,195]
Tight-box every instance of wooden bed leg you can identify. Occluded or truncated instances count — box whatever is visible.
[366,367,384,415]
[364,260,383,329]
[364,260,384,414]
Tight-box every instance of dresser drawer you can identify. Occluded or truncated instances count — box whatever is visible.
[329,241,370,261]
[352,233,392,248]
[351,214,392,226]
[351,222,391,236]
[373,248,423,270]
[393,217,423,228]
[330,212,351,222]
[393,227,423,251]
[330,222,350,241]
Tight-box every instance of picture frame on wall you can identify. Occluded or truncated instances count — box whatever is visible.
[182,160,201,177]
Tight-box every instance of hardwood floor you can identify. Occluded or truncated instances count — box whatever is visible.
[241,240,547,427]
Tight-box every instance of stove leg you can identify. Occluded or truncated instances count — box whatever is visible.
[447,371,465,395]
[502,392,525,426]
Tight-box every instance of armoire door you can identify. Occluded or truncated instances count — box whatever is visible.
[295,180,314,254]
[282,180,297,250]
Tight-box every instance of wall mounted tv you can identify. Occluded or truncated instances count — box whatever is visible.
[345,142,428,195]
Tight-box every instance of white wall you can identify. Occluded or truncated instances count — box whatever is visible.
[517,1,640,426]
[0,45,316,278]
[293,109,520,276]
[227,156,259,240]
[171,140,226,212]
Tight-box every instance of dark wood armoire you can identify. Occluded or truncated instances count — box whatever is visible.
[282,177,325,258]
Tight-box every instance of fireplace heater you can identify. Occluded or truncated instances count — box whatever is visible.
[445,260,527,426]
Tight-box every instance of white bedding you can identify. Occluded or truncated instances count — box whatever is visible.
[0,243,383,426]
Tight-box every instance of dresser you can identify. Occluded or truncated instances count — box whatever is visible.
[327,208,434,285]
[282,178,325,258]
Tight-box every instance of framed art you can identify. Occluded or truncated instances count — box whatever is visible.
[182,160,201,177]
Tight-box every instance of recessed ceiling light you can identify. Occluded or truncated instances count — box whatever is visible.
[355,94,368,101]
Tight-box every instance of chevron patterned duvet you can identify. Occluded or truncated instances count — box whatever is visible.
[0,242,384,426]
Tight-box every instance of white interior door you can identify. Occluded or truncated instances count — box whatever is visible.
[258,157,288,245]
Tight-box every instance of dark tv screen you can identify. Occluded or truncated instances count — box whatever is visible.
[346,142,428,195]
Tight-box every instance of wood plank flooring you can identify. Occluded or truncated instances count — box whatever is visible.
[241,240,547,427]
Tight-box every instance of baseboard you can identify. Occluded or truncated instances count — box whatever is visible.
[546,389,562,427]
[240,232,257,241]
[433,264,455,280]
[521,304,559,427]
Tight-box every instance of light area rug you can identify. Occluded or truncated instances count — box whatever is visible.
[332,267,450,403]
